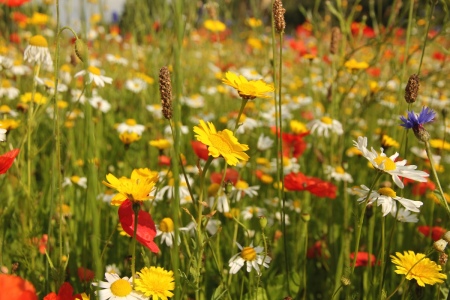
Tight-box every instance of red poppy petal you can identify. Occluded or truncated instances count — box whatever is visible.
[58,282,74,299]
[118,200,159,253]
[0,148,20,174]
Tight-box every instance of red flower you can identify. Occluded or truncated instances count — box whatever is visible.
[77,267,95,282]
[118,199,159,253]
[350,252,376,267]
[282,132,308,158]
[0,274,37,300]
[210,168,239,185]
[0,0,30,7]
[307,241,329,259]
[432,51,446,62]
[44,282,76,300]
[191,140,209,161]
[284,172,337,199]
[0,148,19,174]
[412,180,435,196]
[418,226,446,241]
[350,22,375,38]
[158,155,171,166]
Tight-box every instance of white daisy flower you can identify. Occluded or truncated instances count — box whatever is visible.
[62,176,87,189]
[105,264,121,276]
[353,136,429,188]
[355,185,423,217]
[228,242,271,275]
[307,116,343,137]
[0,80,19,100]
[391,207,419,223]
[231,180,259,201]
[89,96,111,113]
[257,134,274,151]
[156,218,188,248]
[146,104,163,119]
[0,128,6,142]
[241,206,267,221]
[75,66,113,88]
[92,272,144,300]
[155,174,193,205]
[185,219,221,236]
[325,165,353,183]
[23,35,53,66]
[0,105,18,117]
[116,119,145,135]
[105,54,129,66]
[181,94,205,108]
[125,78,147,94]
[209,193,230,213]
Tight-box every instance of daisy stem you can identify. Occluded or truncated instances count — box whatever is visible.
[234,99,248,132]
[424,141,450,217]
[350,172,382,276]
[131,202,140,285]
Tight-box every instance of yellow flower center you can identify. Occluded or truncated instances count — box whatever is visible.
[209,134,232,153]
[235,180,249,190]
[87,66,101,75]
[159,218,174,233]
[335,166,345,174]
[29,35,48,48]
[240,247,257,261]
[320,116,333,124]
[378,187,397,198]
[125,119,137,126]
[110,279,132,297]
[1,80,11,88]
[70,175,80,183]
[0,105,11,113]
[373,156,397,171]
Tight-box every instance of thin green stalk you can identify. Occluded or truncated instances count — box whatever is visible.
[425,141,450,217]
[416,0,437,76]
[234,99,248,132]
[350,172,382,276]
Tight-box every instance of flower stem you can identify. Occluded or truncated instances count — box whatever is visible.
[416,0,437,76]
[425,141,450,217]
[234,99,248,132]
[350,172,382,276]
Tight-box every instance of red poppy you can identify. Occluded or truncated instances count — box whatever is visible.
[284,172,337,199]
[367,67,381,77]
[158,155,171,166]
[0,148,19,174]
[412,180,435,196]
[295,22,313,38]
[350,252,376,267]
[432,51,446,62]
[282,132,308,158]
[10,32,21,44]
[210,168,239,185]
[0,0,30,7]
[44,282,78,300]
[418,226,446,241]
[191,140,209,161]
[118,199,159,253]
[307,241,329,259]
[0,274,37,300]
[77,267,95,282]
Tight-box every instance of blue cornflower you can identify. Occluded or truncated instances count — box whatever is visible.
[400,107,436,142]
[400,107,435,129]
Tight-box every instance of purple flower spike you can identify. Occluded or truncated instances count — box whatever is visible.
[400,107,436,129]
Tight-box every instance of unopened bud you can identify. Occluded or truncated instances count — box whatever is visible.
[259,216,268,229]
[413,126,430,142]
[443,231,450,243]
[439,253,448,265]
[301,213,310,222]
[341,276,351,286]
[74,39,88,62]
[433,239,448,252]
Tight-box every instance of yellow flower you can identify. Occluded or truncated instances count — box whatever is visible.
[247,37,262,50]
[134,266,175,299]
[102,169,158,205]
[391,251,447,286]
[290,120,308,134]
[28,12,49,26]
[222,72,274,100]
[204,19,226,32]
[246,17,262,28]
[193,120,249,166]
[20,92,47,104]
[0,119,20,130]
[149,139,172,150]
[429,139,450,151]
[119,132,141,145]
[344,59,369,71]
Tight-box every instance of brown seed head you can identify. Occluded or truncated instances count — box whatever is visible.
[404,74,420,103]
[159,67,173,120]
[273,0,286,33]
[330,27,341,54]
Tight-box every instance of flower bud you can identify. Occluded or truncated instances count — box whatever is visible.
[259,216,268,229]
[301,213,310,222]
[443,231,450,243]
[433,239,448,252]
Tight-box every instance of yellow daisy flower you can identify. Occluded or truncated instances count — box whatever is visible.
[193,120,249,166]
[391,251,447,286]
[222,72,274,100]
[203,19,226,32]
[102,169,158,205]
[344,59,369,71]
[134,266,175,299]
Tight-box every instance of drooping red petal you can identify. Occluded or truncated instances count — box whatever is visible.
[284,172,310,191]
[58,282,74,299]
[118,200,159,253]
[191,141,210,161]
[350,252,376,267]
[0,148,20,174]
[210,168,239,185]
